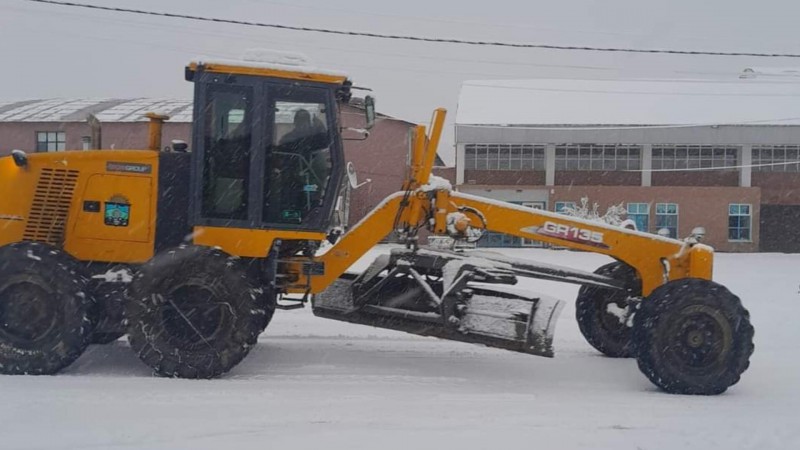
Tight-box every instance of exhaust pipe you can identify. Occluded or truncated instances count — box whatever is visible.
[86,114,102,150]
[145,112,170,151]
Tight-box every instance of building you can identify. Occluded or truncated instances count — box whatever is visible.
[0,98,439,227]
[0,99,193,152]
[455,78,800,252]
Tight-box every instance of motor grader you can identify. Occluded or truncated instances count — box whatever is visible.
[0,54,753,394]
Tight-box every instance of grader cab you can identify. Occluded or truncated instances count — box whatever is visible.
[0,53,753,395]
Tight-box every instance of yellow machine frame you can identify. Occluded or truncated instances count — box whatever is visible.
[283,109,712,297]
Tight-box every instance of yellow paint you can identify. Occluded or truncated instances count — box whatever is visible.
[304,186,713,296]
[0,150,160,263]
[292,193,405,293]
[187,62,348,85]
[146,113,170,151]
[0,156,34,246]
[417,108,447,185]
[443,191,711,295]
[72,174,153,243]
[192,226,327,258]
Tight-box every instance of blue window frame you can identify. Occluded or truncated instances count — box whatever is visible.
[655,203,679,238]
[728,204,752,241]
[627,203,650,233]
[554,201,576,214]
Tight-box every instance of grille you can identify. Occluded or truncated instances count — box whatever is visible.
[23,168,80,246]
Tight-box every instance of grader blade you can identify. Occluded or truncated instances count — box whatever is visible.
[312,249,565,357]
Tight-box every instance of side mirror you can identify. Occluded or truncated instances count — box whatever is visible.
[11,149,28,168]
[346,162,371,189]
[364,95,376,130]
[171,140,189,153]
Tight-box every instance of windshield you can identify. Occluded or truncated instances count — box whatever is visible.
[265,90,333,224]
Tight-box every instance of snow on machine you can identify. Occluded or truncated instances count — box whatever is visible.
[0,51,753,394]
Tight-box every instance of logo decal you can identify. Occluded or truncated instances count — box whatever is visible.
[522,221,609,249]
[105,203,130,227]
[107,161,152,174]
[104,194,131,227]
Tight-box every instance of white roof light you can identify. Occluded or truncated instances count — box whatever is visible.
[193,48,347,79]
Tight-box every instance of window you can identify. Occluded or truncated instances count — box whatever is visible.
[266,88,333,224]
[752,145,800,172]
[627,203,650,232]
[652,145,738,170]
[464,144,545,171]
[655,203,679,238]
[35,131,66,152]
[729,204,752,241]
[554,144,641,171]
[201,86,253,221]
[554,201,576,214]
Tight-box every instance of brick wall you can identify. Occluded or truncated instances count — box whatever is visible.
[550,186,760,252]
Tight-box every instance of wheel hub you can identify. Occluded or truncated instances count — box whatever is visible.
[686,329,706,348]
[668,305,733,370]
[0,282,58,344]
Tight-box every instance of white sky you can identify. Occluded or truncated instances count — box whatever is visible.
[1,0,800,164]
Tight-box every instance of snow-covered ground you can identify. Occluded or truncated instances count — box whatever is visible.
[0,247,798,449]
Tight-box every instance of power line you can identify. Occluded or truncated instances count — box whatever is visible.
[1,3,623,75]
[24,0,800,58]
[245,0,661,40]
[1,6,619,80]
[632,160,800,173]
[461,82,800,97]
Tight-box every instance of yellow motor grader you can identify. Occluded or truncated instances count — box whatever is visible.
[0,54,753,394]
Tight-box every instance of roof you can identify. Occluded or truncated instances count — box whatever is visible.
[456,78,800,127]
[190,49,348,85]
[0,98,193,123]
[0,98,420,128]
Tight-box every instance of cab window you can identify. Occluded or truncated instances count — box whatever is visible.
[201,86,252,220]
[265,88,333,224]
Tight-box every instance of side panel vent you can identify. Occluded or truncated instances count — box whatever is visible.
[23,168,80,246]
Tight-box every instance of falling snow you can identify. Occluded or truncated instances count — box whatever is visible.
[1,246,796,450]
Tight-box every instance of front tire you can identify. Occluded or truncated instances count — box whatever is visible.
[126,246,269,379]
[633,278,754,395]
[576,262,641,357]
[0,242,93,375]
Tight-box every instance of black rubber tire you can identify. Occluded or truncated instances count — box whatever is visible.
[0,242,93,375]
[126,246,270,379]
[633,278,754,395]
[90,332,125,345]
[576,261,641,358]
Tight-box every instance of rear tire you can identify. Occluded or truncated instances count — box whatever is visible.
[0,242,93,375]
[575,262,641,357]
[126,246,269,379]
[633,278,754,395]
